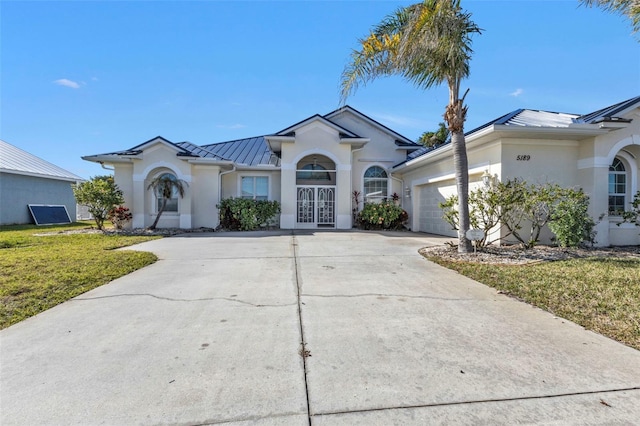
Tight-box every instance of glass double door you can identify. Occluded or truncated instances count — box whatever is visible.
[296,186,335,227]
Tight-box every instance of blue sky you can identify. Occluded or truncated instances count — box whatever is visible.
[2,0,639,179]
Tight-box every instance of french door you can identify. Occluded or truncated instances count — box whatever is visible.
[296,186,335,228]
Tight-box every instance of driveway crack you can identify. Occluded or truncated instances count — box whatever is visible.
[311,386,640,418]
[291,232,312,426]
[301,293,475,301]
[74,293,296,308]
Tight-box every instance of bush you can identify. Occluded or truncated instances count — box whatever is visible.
[440,179,596,249]
[549,189,596,247]
[621,191,640,226]
[358,200,406,230]
[217,198,280,231]
[108,206,133,230]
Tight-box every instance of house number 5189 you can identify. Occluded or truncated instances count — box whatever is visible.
[516,155,531,161]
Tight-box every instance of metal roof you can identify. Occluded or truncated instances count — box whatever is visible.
[394,96,640,169]
[201,137,280,167]
[0,139,83,181]
[175,141,230,161]
[577,95,640,123]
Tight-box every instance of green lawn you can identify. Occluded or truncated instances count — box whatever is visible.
[0,222,160,329]
[426,254,640,351]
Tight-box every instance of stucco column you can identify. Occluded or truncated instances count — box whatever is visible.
[280,165,296,229]
[579,165,609,246]
[132,176,146,228]
[336,165,352,229]
[192,165,220,228]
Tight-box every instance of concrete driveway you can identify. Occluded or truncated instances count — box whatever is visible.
[1,230,639,425]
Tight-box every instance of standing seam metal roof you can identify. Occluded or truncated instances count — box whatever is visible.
[1,139,83,181]
[201,137,280,167]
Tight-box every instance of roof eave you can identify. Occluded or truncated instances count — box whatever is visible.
[81,155,139,164]
[339,137,369,146]
[0,168,84,182]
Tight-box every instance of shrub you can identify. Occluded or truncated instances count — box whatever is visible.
[549,189,596,247]
[217,198,280,231]
[358,200,406,230]
[440,179,596,249]
[108,206,133,230]
[620,191,640,226]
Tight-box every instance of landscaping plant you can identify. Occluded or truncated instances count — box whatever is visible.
[440,179,597,248]
[548,188,596,247]
[217,198,280,231]
[358,200,406,230]
[72,176,125,231]
[108,206,133,230]
[147,174,188,230]
[620,190,640,226]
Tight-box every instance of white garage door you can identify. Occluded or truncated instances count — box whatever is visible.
[417,181,458,237]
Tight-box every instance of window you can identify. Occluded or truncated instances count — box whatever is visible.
[155,173,179,212]
[609,158,627,215]
[297,163,331,181]
[364,166,388,202]
[241,176,268,200]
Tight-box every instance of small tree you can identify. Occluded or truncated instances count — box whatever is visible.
[72,175,124,231]
[439,185,509,248]
[147,174,188,230]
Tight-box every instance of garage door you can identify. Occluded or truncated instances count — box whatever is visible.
[417,181,458,237]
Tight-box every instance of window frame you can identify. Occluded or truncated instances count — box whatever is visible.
[608,157,627,216]
[239,175,270,201]
[363,165,389,202]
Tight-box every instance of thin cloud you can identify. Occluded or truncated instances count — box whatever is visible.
[510,88,524,97]
[54,79,81,89]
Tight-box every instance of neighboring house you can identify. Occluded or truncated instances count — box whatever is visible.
[0,140,84,225]
[393,96,640,247]
[82,106,421,230]
[82,97,640,247]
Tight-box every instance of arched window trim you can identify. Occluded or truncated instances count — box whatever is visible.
[363,165,389,202]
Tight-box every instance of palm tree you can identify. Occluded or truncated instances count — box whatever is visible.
[341,0,481,253]
[580,0,640,33]
[147,174,188,230]
[417,122,449,147]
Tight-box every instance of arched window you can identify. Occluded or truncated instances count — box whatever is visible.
[297,163,331,181]
[609,158,627,215]
[364,166,388,202]
[155,173,179,212]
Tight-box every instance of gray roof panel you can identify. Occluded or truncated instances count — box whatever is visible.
[0,139,83,181]
[577,95,640,123]
[201,137,280,167]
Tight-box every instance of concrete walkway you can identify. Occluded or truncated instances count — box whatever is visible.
[1,230,639,425]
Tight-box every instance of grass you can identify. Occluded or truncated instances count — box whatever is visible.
[426,254,640,351]
[0,222,160,329]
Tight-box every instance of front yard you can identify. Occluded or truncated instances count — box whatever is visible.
[0,222,160,329]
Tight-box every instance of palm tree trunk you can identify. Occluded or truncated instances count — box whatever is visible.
[150,198,167,230]
[451,129,472,253]
[445,84,473,254]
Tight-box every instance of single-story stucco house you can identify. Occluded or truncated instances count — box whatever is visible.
[83,96,640,246]
[1,139,84,225]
